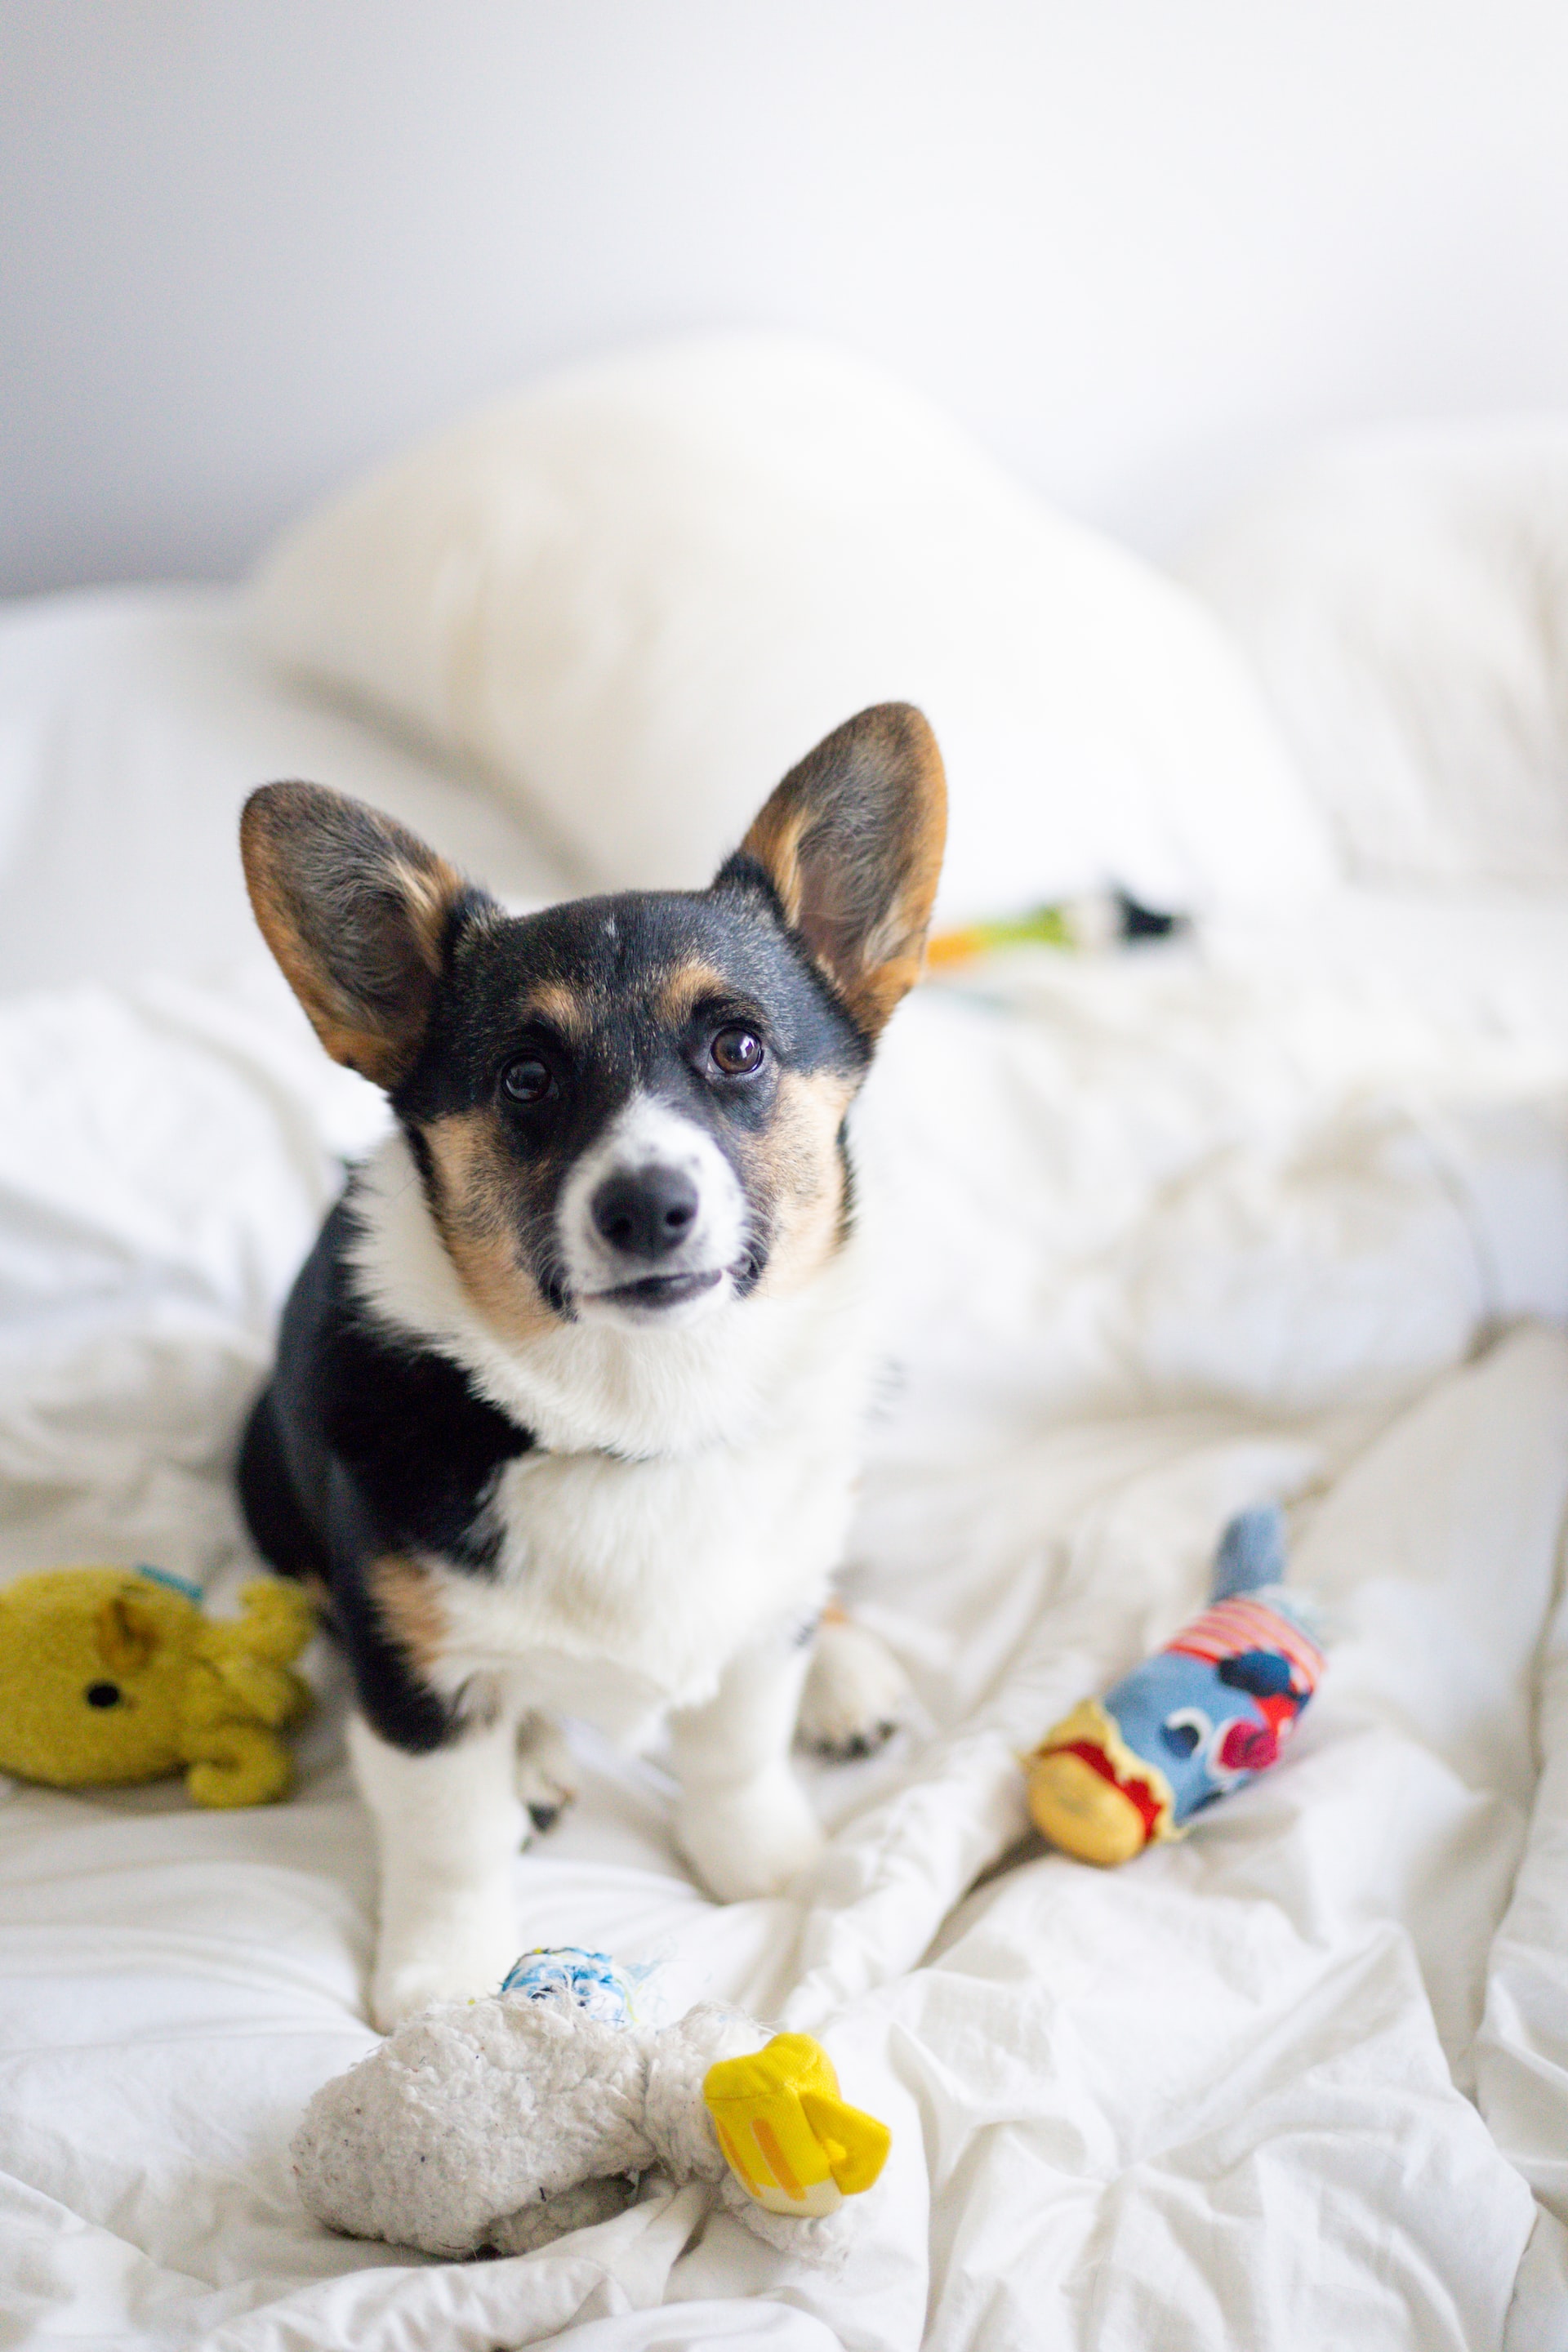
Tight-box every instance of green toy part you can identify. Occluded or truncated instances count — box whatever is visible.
[0,1566,314,1806]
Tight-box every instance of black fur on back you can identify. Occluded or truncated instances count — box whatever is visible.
[237,1198,532,1751]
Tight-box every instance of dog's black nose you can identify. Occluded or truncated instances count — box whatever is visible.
[591,1165,699,1260]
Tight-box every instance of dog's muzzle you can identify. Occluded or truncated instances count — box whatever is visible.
[587,1165,723,1309]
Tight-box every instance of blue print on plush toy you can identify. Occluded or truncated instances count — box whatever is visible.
[1026,1505,1324,1864]
[499,1945,638,2025]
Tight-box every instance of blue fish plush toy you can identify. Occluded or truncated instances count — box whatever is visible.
[1025,1507,1324,1864]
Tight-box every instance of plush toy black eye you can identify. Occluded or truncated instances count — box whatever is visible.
[85,1681,122,1708]
[711,1027,764,1076]
[501,1056,555,1106]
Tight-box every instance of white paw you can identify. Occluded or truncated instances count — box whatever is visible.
[798,1615,912,1760]
[370,1905,523,2032]
[675,1767,826,1902]
[515,1717,580,1837]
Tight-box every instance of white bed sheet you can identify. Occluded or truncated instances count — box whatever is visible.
[2,590,1568,2350]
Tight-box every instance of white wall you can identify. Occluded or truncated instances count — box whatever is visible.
[5,0,1568,595]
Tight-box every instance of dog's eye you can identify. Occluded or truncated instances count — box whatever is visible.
[501,1056,555,1106]
[85,1681,122,1709]
[711,1026,764,1077]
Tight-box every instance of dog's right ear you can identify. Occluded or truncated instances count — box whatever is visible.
[240,782,486,1090]
[719,702,947,1040]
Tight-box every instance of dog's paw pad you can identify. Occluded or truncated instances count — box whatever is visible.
[815,1716,901,1762]
[798,1617,912,1762]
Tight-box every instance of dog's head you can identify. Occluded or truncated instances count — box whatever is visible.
[241,704,946,1336]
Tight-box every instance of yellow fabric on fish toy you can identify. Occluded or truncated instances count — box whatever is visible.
[705,2033,891,2217]
[0,1566,314,1806]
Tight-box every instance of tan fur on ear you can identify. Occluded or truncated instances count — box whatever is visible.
[737,703,947,1036]
[240,782,475,1089]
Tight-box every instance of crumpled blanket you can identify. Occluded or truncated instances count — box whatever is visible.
[3,913,1568,2350]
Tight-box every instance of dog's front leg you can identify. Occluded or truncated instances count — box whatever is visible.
[348,1708,526,2031]
[670,1634,825,1901]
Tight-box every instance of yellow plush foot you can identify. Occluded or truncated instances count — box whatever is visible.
[233,1579,316,1668]
[185,1721,296,1807]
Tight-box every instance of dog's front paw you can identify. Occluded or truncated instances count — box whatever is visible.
[370,1906,523,2032]
[675,1768,825,1902]
[798,1614,912,1760]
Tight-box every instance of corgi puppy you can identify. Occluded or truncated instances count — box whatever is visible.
[236,703,946,2028]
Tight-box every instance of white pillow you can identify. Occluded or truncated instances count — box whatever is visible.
[1184,420,1568,889]
[252,335,1334,922]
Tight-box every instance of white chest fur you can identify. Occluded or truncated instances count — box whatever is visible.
[346,1134,876,1732]
[432,1422,862,1731]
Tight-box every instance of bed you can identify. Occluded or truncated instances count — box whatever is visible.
[3,347,1568,2352]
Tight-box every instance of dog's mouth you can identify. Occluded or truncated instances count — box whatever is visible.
[590,1269,725,1312]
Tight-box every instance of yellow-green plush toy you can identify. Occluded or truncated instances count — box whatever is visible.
[0,1566,314,1806]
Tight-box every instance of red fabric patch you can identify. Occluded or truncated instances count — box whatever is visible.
[1218,1719,1278,1773]
[1057,1740,1162,1843]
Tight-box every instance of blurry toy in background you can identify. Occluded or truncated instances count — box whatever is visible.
[0,1566,314,1806]
[925,885,1186,971]
[292,1944,891,2259]
[1025,1506,1323,1864]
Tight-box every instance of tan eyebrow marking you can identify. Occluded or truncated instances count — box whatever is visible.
[517,981,591,1041]
[654,961,738,1027]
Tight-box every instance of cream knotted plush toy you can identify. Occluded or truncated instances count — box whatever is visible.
[292,1948,889,2261]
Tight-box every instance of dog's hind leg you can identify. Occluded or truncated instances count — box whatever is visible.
[797,1608,912,1760]
[670,1634,825,1902]
[348,1706,527,2031]
[514,1713,579,1836]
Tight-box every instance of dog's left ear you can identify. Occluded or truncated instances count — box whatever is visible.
[240,782,486,1089]
[722,702,947,1039]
